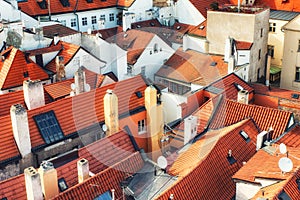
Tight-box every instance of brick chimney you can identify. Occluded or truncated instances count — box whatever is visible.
[38,161,59,200]
[104,89,119,136]
[25,167,43,200]
[10,104,31,157]
[145,85,164,160]
[74,66,86,95]
[23,80,45,110]
[56,56,65,82]
[77,158,89,183]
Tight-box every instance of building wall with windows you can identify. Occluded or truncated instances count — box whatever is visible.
[281,15,300,91]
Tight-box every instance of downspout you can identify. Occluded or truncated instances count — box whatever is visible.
[74,0,79,31]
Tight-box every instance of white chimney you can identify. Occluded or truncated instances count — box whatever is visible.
[23,80,45,110]
[74,67,86,94]
[53,34,60,45]
[25,167,43,200]
[104,89,119,136]
[184,115,198,145]
[77,158,89,183]
[256,131,268,150]
[228,56,235,74]
[10,104,31,157]
[38,161,59,200]
[237,90,249,104]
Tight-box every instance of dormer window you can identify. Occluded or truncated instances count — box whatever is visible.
[239,130,250,143]
[37,0,47,9]
[59,0,70,7]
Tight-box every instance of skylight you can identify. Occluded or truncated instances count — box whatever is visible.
[58,178,68,192]
[94,191,112,200]
[33,110,64,144]
[239,130,250,143]
[135,91,143,98]
[233,83,244,91]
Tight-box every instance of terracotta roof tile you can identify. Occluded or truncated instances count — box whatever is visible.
[0,90,24,117]
[235,40,253,50]
[189,0,233,18]
[156,48,228,87]
[91,26,123,40]
[188,20,207,37]
[26,43,63,56]
[158,119,258,200]
[0,48,49,90]
[255,0,300,12]
[276,125,300,148]
[0,115,20,163]
[233,147,300,183]
[53,152,144,200]
[43,24,80,38]
[210,99,293,139]
[45,41,80,73]
[44,79,74,100]
[78,130,136,174]
[57,159,78,189]
[18,0,132,17]
[0,174,25,200]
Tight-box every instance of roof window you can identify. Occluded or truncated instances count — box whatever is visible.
[296,178,300,190]
[33,110,64,144]
[94,191,112,200]
[58,178,68,192]
[135,91,143,98]
[292,93,299,99]
[59,0,70,7]
[233,83,244,91]
[239,130,250,143]
[227,150,236,165]
[36,0,47,9]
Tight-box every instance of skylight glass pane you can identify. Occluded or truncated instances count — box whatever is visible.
[94,191,112,200]
[33,111,64,144]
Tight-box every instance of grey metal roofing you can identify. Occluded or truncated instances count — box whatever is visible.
[270,10,300,21]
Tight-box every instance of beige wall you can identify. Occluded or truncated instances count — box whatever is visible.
[268,19,287,67]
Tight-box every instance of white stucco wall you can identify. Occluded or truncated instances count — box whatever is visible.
[127,0,153,21]
[235,182,261,200]
[0,0,21,22]
[235,64,250,82]
[183,34,208,53]
[236,50,250,66]
[29,50,60,67]
[174,0,205,26]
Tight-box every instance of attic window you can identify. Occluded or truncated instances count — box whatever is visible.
[33,110,64,144]
[86,0,93,2]
[292,93,299,99]
[23,71,29,78]
[58,178,68,192]
[239,130,250,143]
[37,0,47,9]
[94,191,112,200]
[210,62,217,66]
[59,0,70,7]
[135,91,143,98]
[227,150,237,165]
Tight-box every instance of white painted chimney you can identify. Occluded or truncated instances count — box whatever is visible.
[256,131,268,150]
[74,67,86,95]
[104,89,119,136]
[25,167,43,200]
[23,80,45,110]
[38,161,59,200]
[77,158,89,183]
[237,90,249,104]
[10,104,31,157]
[184,115,198,145]
[228,56,235,74]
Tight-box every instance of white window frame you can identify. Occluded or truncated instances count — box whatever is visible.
[138,119,146,134]
[109,13,115,22]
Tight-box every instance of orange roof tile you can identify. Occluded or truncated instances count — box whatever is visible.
[82,67,106,89]
[44,79,74,100]
[235,40,253,50]
[0,174,25,200]
[26,43,63,56]
[18,0,134,17]
[0,48,49,90]
[0,90,24,117]
[27,75,147,148]
[210,99,293,139]
[276,125,300,148]
[158,119,258,200]
[188,20,207,37]
[189,0,233,18]
[45,41,80,73]
[255,0,300,12]
[53,152,144,200]
[43,24,80,38]
[0,115,20,164]
[156,48,228,86]
[78,130,136,174]
[233,147,300,183]
[91,26,123,40]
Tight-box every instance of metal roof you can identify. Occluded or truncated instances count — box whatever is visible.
[270,10,300,21]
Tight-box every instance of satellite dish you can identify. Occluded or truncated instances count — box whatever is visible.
[102,124,108,132]
[71,83,76,90]
[157,156,168,169]
[278,157,293,173]
[279,143,287,154]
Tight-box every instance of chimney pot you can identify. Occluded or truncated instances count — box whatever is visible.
[25,167,43,200]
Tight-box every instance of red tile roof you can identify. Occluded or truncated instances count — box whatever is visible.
[0,48,49,90]
[158,119,258,200]
[45,41,80,73]
[44,79,74,100]
[53,152,144,200]
[0,174,25,199]
[0,90,24,117]
[26,42,63,56]
[91,26,123,40]
[27,75,147,148]
[189,0,232,18]
[188,20,207,37]
[235,40,253,50]
[210,99,293,139]
[156,48,228,86]
[276,125,300,148]
[18,0,135,17]
[255,0,300,12]
[43,24,80,38]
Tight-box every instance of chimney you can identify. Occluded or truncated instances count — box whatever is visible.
[77,158,89,183]
[25,167,43,200]
[74,66,86,94]
[38,161,59,200]
[104,89,119,136]
[122,13,133,32]
[184,115,198,145]
[228,56,235,74]
[55,56,65,82]
[23,80,45,110]
[237,90,249,104]
[53,33,59,45]
[224,37,233,62]
[10,104,31,157]
[145,85,164,160]
[256,131,269,150]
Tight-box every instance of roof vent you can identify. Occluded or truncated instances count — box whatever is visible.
[199,25,205,30]
[292,93,299,99]
[176,25,181,30]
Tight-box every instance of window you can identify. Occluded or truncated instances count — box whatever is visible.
[239,130,250,143]
[154,43,158,53]
[71,18,77,27]
[109,13,115,22]
[58,178,68,192]
[82,17,87,26]
[33,110,64,144]
[100,15,105,21]
[298,40,300,52]
[295,67,300,82]
[141,66,145,76]
[138,119,146,134]
[269,22,276,32]
[260,28,263,37]
[258,49,261,60]
[60,20,66,26]
[268,45,274,58]
[91,16,97,24]
[127,65,133,74]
